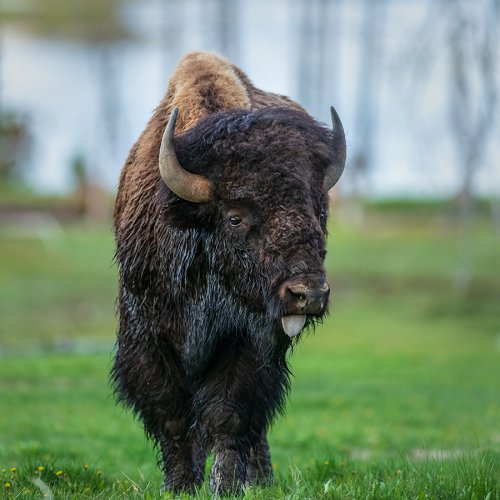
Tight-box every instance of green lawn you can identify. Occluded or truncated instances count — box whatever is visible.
[0,211,499,498]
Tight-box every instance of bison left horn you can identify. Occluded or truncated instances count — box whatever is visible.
[323,105,346,192]
[159,107,213,203]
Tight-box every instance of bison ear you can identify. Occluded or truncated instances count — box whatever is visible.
[159,107,214,203]
[323,105,346,192]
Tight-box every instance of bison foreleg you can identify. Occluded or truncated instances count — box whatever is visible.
[210,445,249,496]
[198,379,255,494]
[196,339,285,495]
[160,422,208,494]
[246,433,273,486]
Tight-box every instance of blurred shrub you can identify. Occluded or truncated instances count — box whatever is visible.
[0,112,30,184]
[0,0,131,42]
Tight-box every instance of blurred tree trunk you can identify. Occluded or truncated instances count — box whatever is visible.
[80,37,119,222]
[214,0,240,61]
[0,32,31,184]
[447,1,498,217]
[98,43,119,156]
[344,0,385,225]
[313,0,329,116]
[160,0,183,80]
[297,0,339,119]
[297,0,316,110]
[0,28,3,113]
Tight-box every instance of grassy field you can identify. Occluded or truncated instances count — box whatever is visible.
[0,207,499,498]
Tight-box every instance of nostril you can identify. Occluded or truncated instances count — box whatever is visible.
[287,286,307,303]
[287,284,308,296]
[285,281,329,314]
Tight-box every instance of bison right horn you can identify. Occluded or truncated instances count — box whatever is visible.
[159,107,213,203]
[323,105,346,192]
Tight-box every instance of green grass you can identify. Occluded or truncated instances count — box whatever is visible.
[1,210,499,498]
[0,225,116,348]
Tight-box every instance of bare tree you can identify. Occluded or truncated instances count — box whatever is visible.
[400,0,499,291]
[0,24,3,113]
[410,0,499,214]
[349,0,385,201]
[444,0,499,222]
[437,0,499,291]
[214,0,240,61]
[0,22,31,184]
[449,0,499,291]
[297,0,339,119]
[297,0,316,110]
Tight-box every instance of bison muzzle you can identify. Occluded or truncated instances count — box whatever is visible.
[112,51,346,495]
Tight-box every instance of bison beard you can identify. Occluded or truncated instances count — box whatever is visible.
[112,52,345,495]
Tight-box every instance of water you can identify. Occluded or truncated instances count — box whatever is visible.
[2,0,499,197]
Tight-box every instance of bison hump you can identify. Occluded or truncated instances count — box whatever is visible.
[166,51,252,133]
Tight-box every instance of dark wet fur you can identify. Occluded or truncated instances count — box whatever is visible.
[112,60,342,495]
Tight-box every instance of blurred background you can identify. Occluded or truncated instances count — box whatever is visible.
[0,0,499,496]
[2,0,499,199]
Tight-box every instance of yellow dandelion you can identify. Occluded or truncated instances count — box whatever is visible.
[55,470,63,477]
[323,460,330,465]
[4,482,11,489]
[83,464,88,470]
[37,466,45,472]
[1,469,6,474]
[9,468,16,473]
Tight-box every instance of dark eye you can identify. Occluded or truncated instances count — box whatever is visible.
[229,215,242,226]
[319,209,326,222]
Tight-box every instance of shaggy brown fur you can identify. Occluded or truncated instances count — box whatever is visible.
[112,51,344,496]
[114,52,304,225]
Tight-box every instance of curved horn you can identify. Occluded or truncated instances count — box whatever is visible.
[323,105,346,192]
[159,107,213,203]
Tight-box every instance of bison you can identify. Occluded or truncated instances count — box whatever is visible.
[112,51,346,495]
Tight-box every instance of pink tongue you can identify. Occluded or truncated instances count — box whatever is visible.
[281,315,306,337]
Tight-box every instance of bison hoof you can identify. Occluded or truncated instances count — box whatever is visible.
[209,473,244,497]
[161,472,201,495]
[209,451,246,496]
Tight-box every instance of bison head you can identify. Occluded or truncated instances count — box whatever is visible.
[158,107,345,351]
